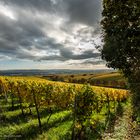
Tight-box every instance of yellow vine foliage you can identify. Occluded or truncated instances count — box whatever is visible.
[0,76,129,110]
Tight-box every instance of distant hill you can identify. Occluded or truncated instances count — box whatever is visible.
[0,69,115,76]
[42,72,127,89]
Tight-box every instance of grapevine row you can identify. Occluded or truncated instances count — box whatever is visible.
[0,76,129,138]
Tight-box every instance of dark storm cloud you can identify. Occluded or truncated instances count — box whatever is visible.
[38,48,100,61]
[65,0,102,26]
[0,0,102,64]
[1,0,54,12]
[0,11,44,57]
[63,49,100,60]
[81,59,105,65]
[1,0,102,25]
[68,58,105,66]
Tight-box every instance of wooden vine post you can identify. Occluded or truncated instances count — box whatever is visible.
[32,88,42,133]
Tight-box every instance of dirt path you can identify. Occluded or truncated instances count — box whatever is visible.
[102,102,140,140]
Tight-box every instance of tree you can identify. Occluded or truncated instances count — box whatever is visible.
[101,0,140,119]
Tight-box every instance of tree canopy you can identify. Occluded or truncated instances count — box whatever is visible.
[101,0,140,81]
[101,0,140,118]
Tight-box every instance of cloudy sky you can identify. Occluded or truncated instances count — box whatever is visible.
[0,0,107,70]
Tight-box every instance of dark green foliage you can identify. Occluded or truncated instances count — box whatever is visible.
[101,0,140,119]
[101,0,140,76]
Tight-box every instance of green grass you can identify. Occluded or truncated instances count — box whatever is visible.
[0,94,130,140]
[0,100,92,140]
[0,108,71,140]
[36,120,72,140]
[0,97,73,140]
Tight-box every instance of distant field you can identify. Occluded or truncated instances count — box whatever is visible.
[89,72,122,80]
[42,72,127,89]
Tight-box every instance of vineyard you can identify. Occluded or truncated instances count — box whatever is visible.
[0,76,130,140]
